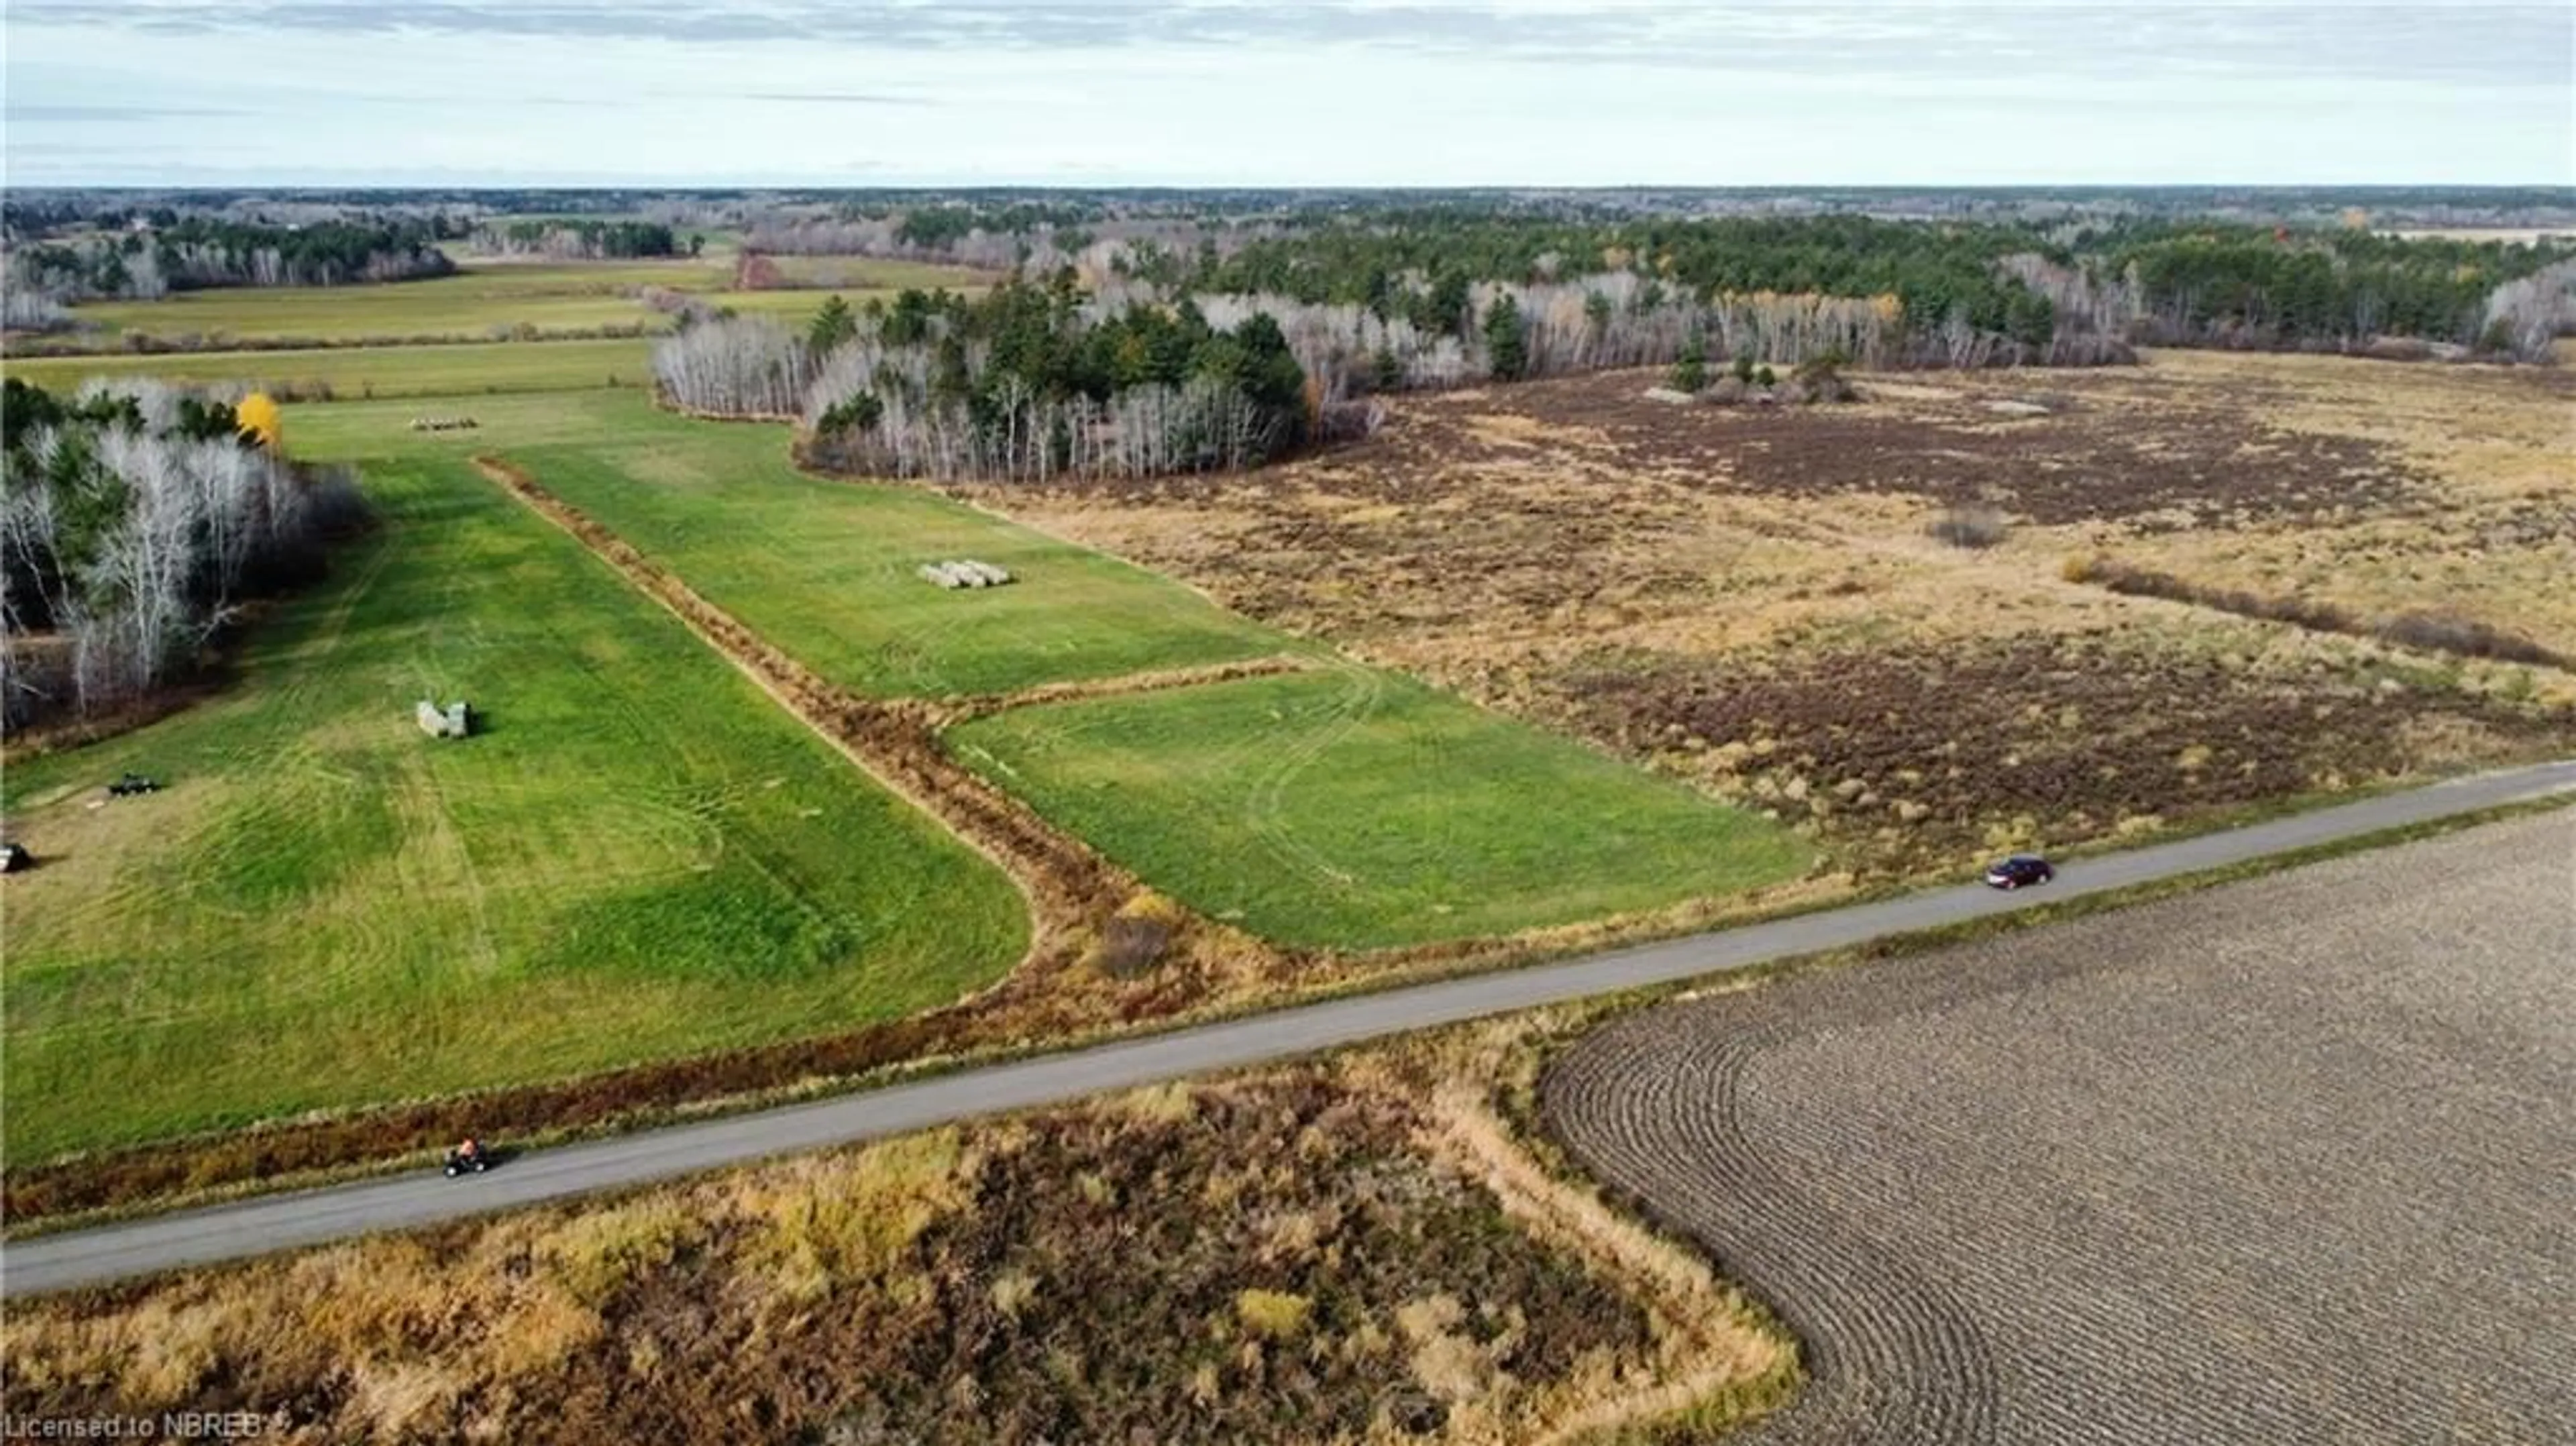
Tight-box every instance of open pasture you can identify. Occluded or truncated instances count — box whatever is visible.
[951,669,1815,949]
[445,394,1810,950]
[486,394,1292,700]
[36,256,996,350]
[0,445,1026,1162]
[56,262,726,345]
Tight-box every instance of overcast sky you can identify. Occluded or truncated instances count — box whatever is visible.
[4,1,2569,187]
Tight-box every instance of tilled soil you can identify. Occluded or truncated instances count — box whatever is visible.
[1544,810,2576,1445]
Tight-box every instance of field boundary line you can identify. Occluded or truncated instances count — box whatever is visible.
[1402,1060,1796,1443]
[941,653,1320,721]
[468,455,1139,981]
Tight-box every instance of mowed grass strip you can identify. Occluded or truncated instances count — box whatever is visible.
[950,669,1813,949]
[481,396,1288,698]
[0,451,1026,1164]
[0,337,653,400]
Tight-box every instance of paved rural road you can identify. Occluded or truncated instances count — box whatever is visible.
[7,761,2571,1298]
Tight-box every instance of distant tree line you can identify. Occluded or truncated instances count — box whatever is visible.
[2079,221,2575,353]
[19,186,2575,245]
[657,277,1313,481]
[5,217,455,303]
[1156,214,2063,348]
[466,219,689,260]
[739,203,2576,365]
[0,379,369,729]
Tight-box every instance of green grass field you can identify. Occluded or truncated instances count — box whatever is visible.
[4,294,1815,1162]
[0,337,655,400]
[290,391,1807,948]
[301,390,1290,698]
[38,258,992,349]
[60,264,720,344]
[950,669,1814,949]
[0,445,1027,1162]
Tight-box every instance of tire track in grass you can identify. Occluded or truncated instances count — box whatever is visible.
[1240,659,1383,895]
[467,456,1185,979]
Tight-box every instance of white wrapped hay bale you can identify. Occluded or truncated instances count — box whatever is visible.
[919,559,1016,589]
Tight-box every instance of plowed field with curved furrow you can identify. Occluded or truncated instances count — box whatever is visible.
[1546,810,2576,1445]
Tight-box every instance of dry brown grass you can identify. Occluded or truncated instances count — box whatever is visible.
[943,651,1320,722]
[969,351,2576,877]
[1379,1019,1797,1445]
[2102,349,2576,663]
[3,1039,1788,1445]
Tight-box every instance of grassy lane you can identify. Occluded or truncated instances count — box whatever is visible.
[1,447,1026,1163]
[462,395,1293,698]
[951,669,1815,949]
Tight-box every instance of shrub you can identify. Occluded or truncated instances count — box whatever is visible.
[2378,611,2567,667]
[1483,295,1527,381]
[1236,1289,1313,1340]
[1927,504,2008,549]
[1791,347,1856,401]
[1669,335,1709,394]
[2060,556,2569,669]
[1369,346,1405,393]
[1090,891,1185,978]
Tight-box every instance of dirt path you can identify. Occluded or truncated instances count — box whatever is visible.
[943,653,1317,722]
[1544,810,2576,1445]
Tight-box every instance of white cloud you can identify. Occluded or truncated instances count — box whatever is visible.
[5,3,2568,184]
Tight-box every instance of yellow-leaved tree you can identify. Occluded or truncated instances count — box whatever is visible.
[237,392,282,452]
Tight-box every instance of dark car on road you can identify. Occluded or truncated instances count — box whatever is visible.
[1984,853,2055,890]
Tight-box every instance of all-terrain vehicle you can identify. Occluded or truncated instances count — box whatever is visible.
[106,772,160,797]
[443,1139,492,1177]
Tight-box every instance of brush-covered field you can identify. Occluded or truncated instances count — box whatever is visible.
[979,351,2576,878]
[952,668,1813,948]
[3,1043,1791,1445]
[0,439,1025,1162]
